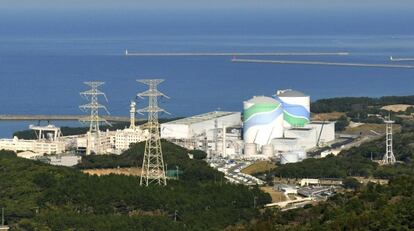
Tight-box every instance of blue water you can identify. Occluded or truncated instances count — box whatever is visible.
[0,10,413,137]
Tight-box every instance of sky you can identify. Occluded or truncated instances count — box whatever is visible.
[0,0,412,38]
[1,0,414,11]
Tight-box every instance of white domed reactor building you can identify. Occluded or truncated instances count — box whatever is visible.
[275,89,310,128]
[243,96,284,146]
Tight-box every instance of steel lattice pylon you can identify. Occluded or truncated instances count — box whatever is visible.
[79,81,110,154]
[138,79,170,186]
[382,116,396,165]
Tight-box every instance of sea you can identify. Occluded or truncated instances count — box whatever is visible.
[0,9,413,137]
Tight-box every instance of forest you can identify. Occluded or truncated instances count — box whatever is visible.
[247,175,414,230]
[311,95,414,114]
[0,142,271,230]
[311,96,414,125]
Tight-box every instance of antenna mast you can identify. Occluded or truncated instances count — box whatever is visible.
[138,79,170,186]
[381,115,396,165]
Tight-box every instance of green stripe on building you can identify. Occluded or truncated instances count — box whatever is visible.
[244,103,280,122]
[283,111,309,127]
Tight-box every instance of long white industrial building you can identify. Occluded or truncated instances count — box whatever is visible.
[161,111,242,140]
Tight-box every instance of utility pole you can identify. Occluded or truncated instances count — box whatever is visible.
[79,81,110,155]
[253,196,258,209]
[176,166,179,180]
[1,207,9,230]
[174,210,178,222]
[138,79,170,186]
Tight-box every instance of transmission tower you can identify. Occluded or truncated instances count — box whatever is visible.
[138,79,170,186]
[381,115,396,165]
[79,81,110,132]
[79,81,110,154]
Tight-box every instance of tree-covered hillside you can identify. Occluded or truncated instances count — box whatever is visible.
[243,118,414,230]
[0,142,271,230]
[248,175,414,230]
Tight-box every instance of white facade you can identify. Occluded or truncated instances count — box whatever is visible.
[17,151,44,159]
[49,155,82,167]
[243,96,284,146]
[0,124,67,155]
[300,178,320,187]
[76,127,148,155]
[161,111,242,140]
[306,121,336,145]
[0,136,66,155]
[271,121,336,153]
[275,89,311,128]
[271,138,300,152]
[280,152,300,164]
[114,127,148,151]
[283,128,318,150]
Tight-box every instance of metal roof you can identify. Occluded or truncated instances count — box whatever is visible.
[309,121,336,125]
[245,96,278,104]
[164,111,239,125]
[277,89,307,97]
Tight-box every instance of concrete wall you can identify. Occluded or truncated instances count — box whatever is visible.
[284,128,318,150]
[306,122,335,145]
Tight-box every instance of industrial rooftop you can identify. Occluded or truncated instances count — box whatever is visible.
[277,89,307,97]
[164,111,238,125]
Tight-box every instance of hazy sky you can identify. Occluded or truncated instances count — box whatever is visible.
[1,0,414,11]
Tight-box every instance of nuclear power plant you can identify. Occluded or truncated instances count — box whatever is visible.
[0,83,336,167]
[161,89,336,164]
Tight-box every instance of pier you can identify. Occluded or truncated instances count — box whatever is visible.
[125,51,350,57]
[231,58,414,69]
[390,56,414,62]
[0,115,131,122]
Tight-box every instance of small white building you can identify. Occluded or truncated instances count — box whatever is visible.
[275,184,298,194]
[17,151,43,160]
[49,155,82,167]
[300,178,320,187]
[114,127,148,151]
[0,124,67,155]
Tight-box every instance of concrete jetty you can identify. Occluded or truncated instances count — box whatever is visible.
[0,115,131,122]
[125,51,350,57]
[232,58,414,69]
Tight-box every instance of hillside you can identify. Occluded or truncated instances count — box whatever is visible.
[245,119,414,230]
[0,142,271,230]
[247,175,414,230]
